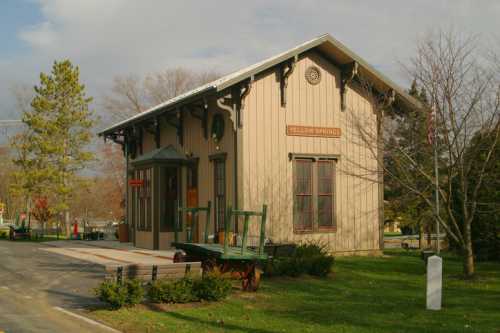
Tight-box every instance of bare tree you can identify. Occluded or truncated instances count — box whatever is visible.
[354,30,500,278]
[102,67,220,124]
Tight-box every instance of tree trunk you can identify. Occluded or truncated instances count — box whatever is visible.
[426,225,432,248]
[463,223,475,278]
[65,210,71,238]
[418,222,424,249]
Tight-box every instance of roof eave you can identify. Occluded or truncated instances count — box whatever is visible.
[99,85,217,136]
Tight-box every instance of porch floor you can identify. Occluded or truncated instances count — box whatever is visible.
[42,240,177,266]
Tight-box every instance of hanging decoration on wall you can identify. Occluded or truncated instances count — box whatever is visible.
[211,114,225,145]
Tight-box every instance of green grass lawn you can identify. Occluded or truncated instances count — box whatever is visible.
[0,234,68,242]
[89,250,500,333]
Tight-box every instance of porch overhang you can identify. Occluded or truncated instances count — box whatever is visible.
[131,145,188,167]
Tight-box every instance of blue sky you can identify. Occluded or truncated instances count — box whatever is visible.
[1,0,500,126]
[0,0,42,58]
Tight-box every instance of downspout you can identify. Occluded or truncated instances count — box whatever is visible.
[233,122,238,233]
[216,81,252,234]
[217,94,238,231]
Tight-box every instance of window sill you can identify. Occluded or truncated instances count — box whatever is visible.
[294,227,337,234]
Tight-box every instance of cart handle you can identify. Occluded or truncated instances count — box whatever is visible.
[224,204,268,255]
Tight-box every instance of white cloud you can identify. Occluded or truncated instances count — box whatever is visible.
[1,0,500,122]
[18,20,56,48]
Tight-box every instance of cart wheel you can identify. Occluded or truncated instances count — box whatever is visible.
[248,267,262,291]
[242,265,261,292]
[202,258,217,274]
[173,250,186,263]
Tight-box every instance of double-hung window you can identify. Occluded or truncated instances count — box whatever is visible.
[293,157,336,232]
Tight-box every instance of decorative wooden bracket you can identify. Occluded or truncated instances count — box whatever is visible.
[137,126,144,155]
[125,127,139,159]
[217,80,252,131]
[217,93,236,131]
[236,76,254,113]
[154,117,161,148]
[340,61,359,111]
[166,109,184,146]
[188,98,209,140]
[280,56,297,107]
[381,89,396,109]
[104,133,125,147]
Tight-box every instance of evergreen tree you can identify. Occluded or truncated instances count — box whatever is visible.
[384,80,434,245]
[12,60,97,235]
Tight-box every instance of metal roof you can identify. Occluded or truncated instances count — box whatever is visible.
[131,145,188,165]
[100,33,421,136]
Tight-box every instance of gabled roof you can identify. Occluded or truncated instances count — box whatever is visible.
[100,34,421,136]
[131,145,187,165]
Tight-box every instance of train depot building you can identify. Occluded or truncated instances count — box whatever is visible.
[100,34,419,255]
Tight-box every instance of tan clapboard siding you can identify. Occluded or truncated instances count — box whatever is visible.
[130,101,235,250]
[241,51,379,252]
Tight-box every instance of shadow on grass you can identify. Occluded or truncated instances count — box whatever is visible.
[143,303,279,333]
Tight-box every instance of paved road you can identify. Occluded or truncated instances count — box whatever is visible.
[0,240,112,333]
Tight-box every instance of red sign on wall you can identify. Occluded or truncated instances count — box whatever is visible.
[128,179,144,187]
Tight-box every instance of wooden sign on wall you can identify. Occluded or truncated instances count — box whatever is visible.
[286,125,341,138]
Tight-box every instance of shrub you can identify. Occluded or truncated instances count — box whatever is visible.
[0,230,8,239]
[193,272,232,301]
[267,242,335,277]
[148,273,232,304]
[307,255,335,277]
[95,280,128,309]
[148,277,198,303]
[95,279,144,309]
[272,257,304,277]
[125,279,144,306]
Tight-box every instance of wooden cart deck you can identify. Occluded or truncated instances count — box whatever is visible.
[172,242,268,261]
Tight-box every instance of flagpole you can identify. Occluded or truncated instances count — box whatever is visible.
[433,106,440,255]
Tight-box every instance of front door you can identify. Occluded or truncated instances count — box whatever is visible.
[164,167,179,232]
[158,166,180,249]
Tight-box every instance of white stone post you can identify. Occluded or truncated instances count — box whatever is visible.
[426,255,442,310]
